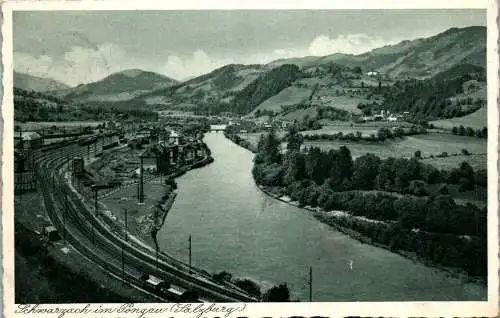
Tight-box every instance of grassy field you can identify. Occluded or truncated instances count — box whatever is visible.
[304,133,486,164]
[421,154,487,171]
[301,124,379,137]
[430,107,487,130]
[252,86,313,114]
[101,182,169,246]
[279,106,319,121]
[237,131,486,168]
[314,94,368,114]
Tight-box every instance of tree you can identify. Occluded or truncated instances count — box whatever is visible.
[352,154,382,190]
[438,184,449,194]
[285,125,303,152]
[328,146,353,190]
[234,279,261,298]
[263,283,290,302]
[465,126,475,137]
[256,129,281,164]
[409,180,428,196]
[414,150,422,159]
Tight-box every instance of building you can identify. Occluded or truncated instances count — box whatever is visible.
[169,130,181,145]
[135,127,152,142]
[14,132,42,150]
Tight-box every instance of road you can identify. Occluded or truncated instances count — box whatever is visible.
[34,140,258,302]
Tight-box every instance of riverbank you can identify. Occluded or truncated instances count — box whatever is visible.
[224,132,486,285]
[258,179,486,286]
[100,156,214,247]
[224,132,257,153]
[87,137,214,247]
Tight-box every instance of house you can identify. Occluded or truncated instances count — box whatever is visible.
[43,226,60,241]
[169,130,181,145]
[14,132,43,150]
[135,127,151,142]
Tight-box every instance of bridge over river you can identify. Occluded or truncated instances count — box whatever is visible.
[210,124,227,132]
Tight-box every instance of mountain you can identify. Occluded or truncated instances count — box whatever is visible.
[134,64,267,112]
[267,26,486,79]
[55,69,178,102]
[58,26,485,126]
[13,72,70,92]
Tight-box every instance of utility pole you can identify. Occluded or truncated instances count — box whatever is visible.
[124,209,128,242]
[189,234,192,274]
[92,187,98,245]
[155,248,159,275]
[122,209,126,286]
[63,196,67,244]
[309,266,312,302]
[139,156,144,203]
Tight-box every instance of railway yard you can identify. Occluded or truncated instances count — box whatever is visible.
[14,129,258,303]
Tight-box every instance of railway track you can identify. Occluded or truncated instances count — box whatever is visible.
[35,142,258,302]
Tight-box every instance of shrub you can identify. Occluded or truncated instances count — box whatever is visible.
[263,283,290,302]
[438,184,449,194]
[234,278,261,297]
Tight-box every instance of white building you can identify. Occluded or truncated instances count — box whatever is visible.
[169,130,181,145]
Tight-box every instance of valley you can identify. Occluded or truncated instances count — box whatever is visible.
[13,24,490,303]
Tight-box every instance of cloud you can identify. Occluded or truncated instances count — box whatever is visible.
[308,34,393,56]
[13,34,400,86]
[163,49,232,81]
[14,43,144,86]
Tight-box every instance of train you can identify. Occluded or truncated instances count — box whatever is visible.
[137,273,202,302]
[78,136,98,146]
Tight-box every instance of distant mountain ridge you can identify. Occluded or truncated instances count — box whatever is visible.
[13,72,70,92]
[16,26,486,127]
[267,26,486,78]
[53,69,178,102]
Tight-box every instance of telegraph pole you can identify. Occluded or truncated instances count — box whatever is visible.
[309,266,312,302]
[63,196,67,244]
[155,248,159,275]
[122,210,126,286]
[139,156,144,203]
[189,234,192,274]
[124,209,128,242]
[92,187,98,245]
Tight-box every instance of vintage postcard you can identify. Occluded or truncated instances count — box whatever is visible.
[2,0,499,317]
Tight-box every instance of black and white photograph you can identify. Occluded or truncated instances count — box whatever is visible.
[3,1,499,317]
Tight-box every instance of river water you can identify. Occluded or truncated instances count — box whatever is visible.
[157,132,486,301]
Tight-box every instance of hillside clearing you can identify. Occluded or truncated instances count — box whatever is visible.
[430,107,487,130]
[252,86,313,114]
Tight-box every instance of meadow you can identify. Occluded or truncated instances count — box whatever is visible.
[430,107,487,130]
[237,131,487,170]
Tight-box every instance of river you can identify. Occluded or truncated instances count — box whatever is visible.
[157,132,486,301]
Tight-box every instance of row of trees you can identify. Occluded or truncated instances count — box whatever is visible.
[302,126,427,142]
[451,125,487,138]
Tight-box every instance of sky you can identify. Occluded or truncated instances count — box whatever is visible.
[13,9,486,86]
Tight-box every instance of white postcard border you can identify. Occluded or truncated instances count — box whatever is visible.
[2,1,498,317]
